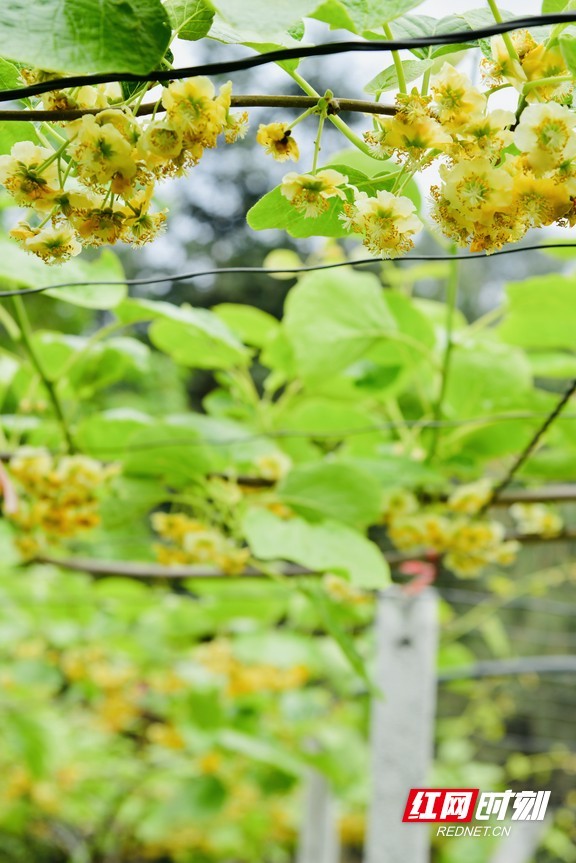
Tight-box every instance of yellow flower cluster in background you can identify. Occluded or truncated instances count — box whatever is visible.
[196,639,309,697]
[151,511,251,574]
[381,483,565,578]
[4,448,118,558]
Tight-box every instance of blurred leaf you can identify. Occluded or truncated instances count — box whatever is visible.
[244,508,389,588]
[498,274,576,350]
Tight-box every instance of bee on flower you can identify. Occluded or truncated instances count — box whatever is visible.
[280,169,348,217]
[341,189,423,258]
[256,122,300,162]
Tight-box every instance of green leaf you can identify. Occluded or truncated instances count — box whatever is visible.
[306,584,374,689]
[444,341,532,418]
[0,0,171,75]
[365,58,433,95]
[69,337,150,392]
[218,729,308,776]
[283,269,397,381]
[0,240,126,309]
[211,0,317,34]
[313,0,425,33]
[214,303,279,347]
[278,462,382,528]
[0,59,40,151]
[75,409,154,457]
[244,508,390,588]
[528,352,576,378]
[498,274,576,350]
[149,305,249,369]
[166,0,215,39]
[122,421,216,482]
[543,0,571,12]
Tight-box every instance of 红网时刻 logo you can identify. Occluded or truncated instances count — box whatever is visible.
[402,789,550,837]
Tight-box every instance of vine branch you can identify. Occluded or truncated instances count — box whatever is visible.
[0,95,397,122]
[35,530,576,580]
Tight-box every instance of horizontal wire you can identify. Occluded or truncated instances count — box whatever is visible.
[1,242,575,300]
[1,15,576,101]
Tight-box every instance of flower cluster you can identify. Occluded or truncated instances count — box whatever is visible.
[5,448,118,558]
[372,56,576,254]
[196,639,310,697]
[510,502,564,537]
[381,486,519,578]
[0,74,243,262]
[151,511,251,574]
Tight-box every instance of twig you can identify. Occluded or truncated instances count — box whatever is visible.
[0,95,396,122]
[484,378,576,510]
[34,530,576,580]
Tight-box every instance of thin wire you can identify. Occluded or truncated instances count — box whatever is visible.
[45,411,576,456]
[1,242,575,300]
[1,15,576,100]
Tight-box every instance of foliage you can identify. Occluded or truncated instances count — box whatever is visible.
[0,1,575,860]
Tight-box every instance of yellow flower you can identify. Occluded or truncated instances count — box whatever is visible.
[512,167,573,228]
[440,157,513,220]
[138,121,184,173]
[522,44,571,103]
[11,223,81,264]
[447,479,493,515]
[68,114,137,191]
[70,206,126,246]
[431,63,486,130]
[367,114,451,161]
[256,122,299,162]
[454,109,516,161]
[481,33,530,88]
[280,168,348,217]
[161,77,228,149]
[514,103,576,173]
[255,451,292,481]
[225,111,249,144]
[510,503,563,537]
[341,189,422,258]
[0,141,60,205]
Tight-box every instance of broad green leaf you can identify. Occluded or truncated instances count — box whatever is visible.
[0,60,39,152]
[214,303,279,347]
[166,0,215,39]
[247,165,373,239]
[278,462,382,528]
[218,729,308,776]
[211,0,317,34]
[75,409,154,457]
[283,269,397,381]
[69,337,150,392]
[31,333,84,380]
[0,241,126,309]
[122,421,217,482]
[313,0,425,33]
[543,0,571,12]
[149,305,249,369]
[365,58,433,95]
[244,508,390,588]
[209,14,305,49]
[528,352,576,378]
[498,274,576,350]
[444,341,532,418]
[306,584,374,688]
[0,0,171,75]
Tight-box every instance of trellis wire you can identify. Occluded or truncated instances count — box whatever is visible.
[1,15,576,101]
[1,242,576,299]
